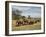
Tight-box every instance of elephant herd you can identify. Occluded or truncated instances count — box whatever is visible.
[16,19,40,26]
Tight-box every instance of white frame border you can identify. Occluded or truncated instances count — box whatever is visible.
[9,3,44,34]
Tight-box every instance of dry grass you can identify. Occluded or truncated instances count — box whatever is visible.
[12,20,41,31]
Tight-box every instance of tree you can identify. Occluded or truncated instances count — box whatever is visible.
[12,9,22,20]
[22,16,25,19]
[28,15,31,19]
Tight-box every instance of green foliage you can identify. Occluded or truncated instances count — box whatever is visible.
[22,16,25,19]
[12,15,20,20]
[12,9,23,20]
[28,15,31,19]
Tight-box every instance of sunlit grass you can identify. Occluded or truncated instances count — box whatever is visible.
[12,20,41,31]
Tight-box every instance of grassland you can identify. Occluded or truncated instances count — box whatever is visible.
[12,20,41,31]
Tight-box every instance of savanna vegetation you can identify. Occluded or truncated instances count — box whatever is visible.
[12,9,41,31]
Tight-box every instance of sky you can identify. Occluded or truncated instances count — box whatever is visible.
[12,5,41,18]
